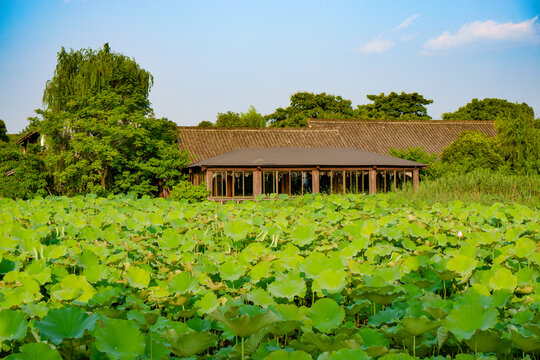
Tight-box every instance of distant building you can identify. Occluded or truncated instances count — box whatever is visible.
[179,119,496,201]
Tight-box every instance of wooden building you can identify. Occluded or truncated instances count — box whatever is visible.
[179,120,496,201]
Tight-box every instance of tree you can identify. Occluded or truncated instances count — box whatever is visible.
[197,121,214,128]
[0,141,50,199]
[442,98,534,121]
[35,44,188,196]
[440,131,504,172]
[354,92,433,120]
[495,112,539,174]
[0,119,8,142]
[213,106,266,128]
[266,92,354,127]
[389,147,438,179]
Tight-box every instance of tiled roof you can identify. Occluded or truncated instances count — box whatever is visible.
[189,147,426,168]
[178,119,497,164]
[179,127,346,163]
[307,119,497,155]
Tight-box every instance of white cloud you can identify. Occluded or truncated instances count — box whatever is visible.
[359,37,395,54]
[425,16,540,50]
[395,14,420,31]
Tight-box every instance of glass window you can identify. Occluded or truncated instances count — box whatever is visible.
[332,171,344,194]
[302,171,312,194]
[233,172,243,197]
[263,171,276,195]
[291,171,302,196]
[320,171,331,194]
[244,172,253,197]
[278,171,290,194]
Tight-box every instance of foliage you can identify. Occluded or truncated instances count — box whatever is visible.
[396,169,540,207]
[440,131,504,172]
[0,119,9,142]
[267,92,354,127]
[169,180,209,202]
[495,112,540,174]
[355,92,433,120]
[197,120,214,127]
[214,106,266,128]
[0,142,50,199]
[389,147,438,179]
[442,98,534,121]
[0,194,538,358]
[34,44,188,196]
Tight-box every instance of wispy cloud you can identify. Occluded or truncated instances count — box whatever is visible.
[425,16,540,50]
[395,14,420,31]
[359,37,395,54]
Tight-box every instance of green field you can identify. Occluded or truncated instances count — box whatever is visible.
[0,194,538,359]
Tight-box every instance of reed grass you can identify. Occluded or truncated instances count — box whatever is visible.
[396,169,540,208]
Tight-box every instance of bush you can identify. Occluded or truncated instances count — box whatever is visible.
[169,180,209,203]
[441,131,504,172]
[389,147,438,179]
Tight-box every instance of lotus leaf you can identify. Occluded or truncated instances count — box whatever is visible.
[169,271,198,293]
[51,274,96,303]
[319,348,370,360]
[94,318,146,360]
[290,225,317,247]
[224,219,254,241]
[0,309,27,342]
[510,327,540,353]
[209,310,279,337]
[268,271,306,300]
[488,267,517,291]
[6,343,62,360]
[444,304,498,341]
[314,269,348,294]
[220,260,246,281]
[246,288,276,308]
[464,329,512,354]
[310,298,345,333]
[401,316,440,336]
[263,350,312,360]
[194,291,220,315]
[126,266,151,288]
[35,306,98,344]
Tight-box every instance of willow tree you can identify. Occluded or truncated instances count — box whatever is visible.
[37,44,188,196]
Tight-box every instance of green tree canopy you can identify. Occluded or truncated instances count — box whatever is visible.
[214,106,265,128]
[355,92,433,120]
[440,131,504,172]
[266,92,354,127]
[0,119,9,142]
[442,98,534,121]
[35,44,188,196]
[197,120,214,128]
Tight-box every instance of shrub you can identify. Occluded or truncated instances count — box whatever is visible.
[441,131,504,171]
[169,180,209,203]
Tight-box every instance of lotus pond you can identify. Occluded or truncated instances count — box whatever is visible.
[0,193,538,359]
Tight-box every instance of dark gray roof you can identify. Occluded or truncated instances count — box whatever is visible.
[189,148,426,168]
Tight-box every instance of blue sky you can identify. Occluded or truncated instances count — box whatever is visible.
[1,0,539,132]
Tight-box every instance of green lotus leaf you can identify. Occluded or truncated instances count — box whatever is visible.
[169,271,198,293]
[229,327,271,358]
[463,329,512,354]
[408,223,430,239]
[446,254,477,280]
[369,307,403,326]
[249,261,272,281]
[310,298,345,333]
[488,267,517,291]
[51,274,96,303]
[379,353,416,360]
[290,225,317,247]
[194,291,220,315]
[219,260,246,281]
[512,237,537,258]
[401,316,440,336]
[268,271,306,300]
[94,318,146,360]
[358,327,388,347]
[246,288,276,308]
[314,269,348,294]
[300,252,330,278]
[263,350,313,360]
[510,327,540,353]
[224,219,254,241]
[209,310,279,337]
[35,306,98,344]
[126,266,151,289]
[167,331,218,357]
[0,309,27,341]
[444,304,498,341]
[319,349,370,360]
[268,320,304,336]
[144,335,170,360]
[9,343,62,360]
[159,228,182,249]
[26,260,51,285]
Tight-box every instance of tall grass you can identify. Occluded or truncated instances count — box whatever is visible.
[396,170,540,208]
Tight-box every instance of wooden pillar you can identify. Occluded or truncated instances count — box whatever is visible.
[253,169,262,197]
[205,170,213,195]
[413,168,420,191]
[312,169,320,193]
[369,168,377,194]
